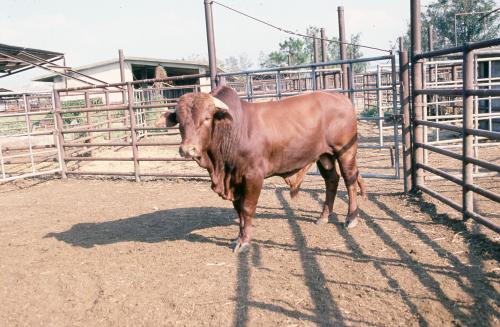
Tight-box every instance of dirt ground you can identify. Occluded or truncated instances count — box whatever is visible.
[0,175,498,326]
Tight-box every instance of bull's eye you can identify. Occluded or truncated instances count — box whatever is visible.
[204,116,212,122]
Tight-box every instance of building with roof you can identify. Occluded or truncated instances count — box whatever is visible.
[33,56,213,92]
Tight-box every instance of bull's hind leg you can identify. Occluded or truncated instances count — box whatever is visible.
[336,147,361,229]
[316,155,340,225]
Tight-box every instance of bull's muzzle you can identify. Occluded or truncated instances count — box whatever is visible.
[179,144,200,159]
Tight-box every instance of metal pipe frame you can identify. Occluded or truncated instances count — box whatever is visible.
[411,0,500,232]
[399,50,412,192]
[218,55,393,77]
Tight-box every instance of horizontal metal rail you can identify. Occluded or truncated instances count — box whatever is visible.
[61,127,130,133]
[0,169,61,183]
[63,142,131,147]
[466,183,500,204]
[57,73,209,92]
[414,37,500,60]
[416,184,463,212]
[414,88,500,97]
[218,55,393,77]
[414,142,462,161]
[0,110,53,118]
[464,156,500,173]
[464,128,500,140]
[64,156,191,162]
[465,210,500,233]
[65,171,208,178]
[414,119,463,133]
[417,163,462,185]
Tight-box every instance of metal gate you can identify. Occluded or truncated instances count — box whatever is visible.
[0,92,62,182]
[217,55,401,179]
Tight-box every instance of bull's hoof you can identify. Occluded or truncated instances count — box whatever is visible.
[316,217,329,225]
[345,217,359,229]
[233,239,250,253]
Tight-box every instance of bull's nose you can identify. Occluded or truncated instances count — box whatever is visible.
[179,144,199,158]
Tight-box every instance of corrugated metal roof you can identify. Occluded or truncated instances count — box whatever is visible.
[0,43,64,74]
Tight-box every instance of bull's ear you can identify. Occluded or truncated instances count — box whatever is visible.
[165,111,178,127]
[210,95,232,122]
[214,109,233,122]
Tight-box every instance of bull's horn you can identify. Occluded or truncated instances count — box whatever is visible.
[210,95,229,110]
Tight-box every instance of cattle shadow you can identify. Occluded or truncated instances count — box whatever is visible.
[45,207,237,249]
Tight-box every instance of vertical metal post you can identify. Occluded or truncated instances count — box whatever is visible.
[204,0,218,90]
[376,65,383,146]
[276,71,282,99]
[463,46,474,219]
[105,91,111,140]
[119,49,126,104]
[454,15,458,46]
[398,36,404,53]
[311,67,317,91]
[23,94,35,174]
[0,145,5,179]
[391,54,400,179]
[452,64,459,115]
[488,58,492,131]
[348,63,355,106]
[245,73,251,101]
[338,6,349,95]
[313,36,321,88]
[63,56,68,91]
[473,55,479,174]
[411,0,424,191]
[84,91,92,144]
[435,63,440,141]
[127,82,140,182]
[428,26,433,52]
[399,50,411,192]
[321,28,328,89]
[313,34,319,63]
[53,89,67,178]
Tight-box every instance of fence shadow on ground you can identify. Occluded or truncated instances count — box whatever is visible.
[44,185,498,327]
[302,187,498,327]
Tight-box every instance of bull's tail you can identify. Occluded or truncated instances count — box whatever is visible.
[357,172,367,199]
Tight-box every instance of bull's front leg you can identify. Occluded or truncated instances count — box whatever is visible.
[233,175,263,253]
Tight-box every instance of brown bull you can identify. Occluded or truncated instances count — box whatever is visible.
[160,86,365,252]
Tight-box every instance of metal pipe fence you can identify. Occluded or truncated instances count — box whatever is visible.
[410,0,500,233]
[51,76,210,182]
[218,54,401,179]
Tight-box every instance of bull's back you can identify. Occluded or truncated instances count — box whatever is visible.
[243,92,356,174]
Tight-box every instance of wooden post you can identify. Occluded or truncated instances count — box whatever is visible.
[127,82,140,182]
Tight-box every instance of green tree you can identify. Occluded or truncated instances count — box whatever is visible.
[260,26,365,70]
[260,37,310,67]
[401,0,499,51]
[222,53,253,72]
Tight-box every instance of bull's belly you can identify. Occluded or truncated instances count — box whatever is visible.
[265,148,324,177]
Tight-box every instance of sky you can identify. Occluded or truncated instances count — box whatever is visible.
[0,0,434,90]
